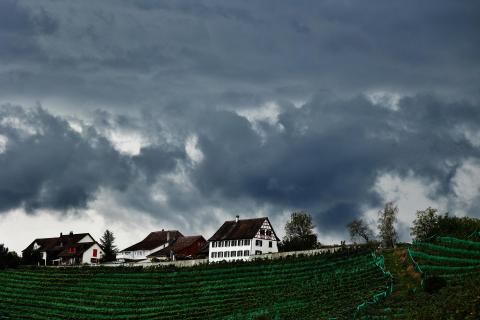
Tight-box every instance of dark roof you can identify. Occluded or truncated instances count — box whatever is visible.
[208,217,279,241]
[121,230,183,252]
[148,236,206,257]
[57,242,96,258]
[23,233,93,253]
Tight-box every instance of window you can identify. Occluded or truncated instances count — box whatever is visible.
[218,252,223,258]
[232,240,237,246]
[226,241,230,247]
[231,251,236,257]
[244,250,249,256]
[255,250,262,255]
[68,247,76,254]
[237,250,243,257]
[245,239,250,246]
[225,251,230,258]
[93,249,98,257]
[256,240,262,247]
[260,229,265,236]
[266,230,272,236]
[238,240,243,246]
[212,242,216,248]
[269,241,273,248]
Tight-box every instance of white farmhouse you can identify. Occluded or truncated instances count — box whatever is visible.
[117,230,183,262]
[208,216,279,263]
[22,232,104,266]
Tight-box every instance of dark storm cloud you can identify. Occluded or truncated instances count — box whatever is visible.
[0,105,184,212]
[0,0,480,239]
[1,0,479,111]
[191,94,480,231]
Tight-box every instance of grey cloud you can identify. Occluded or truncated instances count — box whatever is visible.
[0,105,183,213]
[0,0,478,113]
[189,94,480,233]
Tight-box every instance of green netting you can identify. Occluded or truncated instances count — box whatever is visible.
[437,237,480,248]
[407,248,423,274]
[413,242,480,257]
[467,230,480,239]
[409,250,480,264]
[420,264,480,271]
[353,252,394,319]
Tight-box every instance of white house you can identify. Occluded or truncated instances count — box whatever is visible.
[117,230,183,262]
[22,232,104,266]
[208,216,279,263]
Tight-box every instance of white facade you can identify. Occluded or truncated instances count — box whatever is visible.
[117,243,169,261]
[209,219,279,263]
[81,243,104,265]
[77,234,94,243]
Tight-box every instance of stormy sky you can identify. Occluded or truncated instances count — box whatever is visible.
[1,0,480,252]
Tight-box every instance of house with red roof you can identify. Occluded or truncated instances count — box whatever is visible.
[147,235,207,261]
[116,230,183,262]
[22,232,104,266]
[208,216,280,262]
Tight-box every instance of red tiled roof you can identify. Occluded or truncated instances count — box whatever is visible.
[148,236,206,257]
[208,217,279,241]
[121,230,183,252]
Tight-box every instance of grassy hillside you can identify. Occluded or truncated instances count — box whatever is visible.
[0,249,390,320]
[358,236,480,320]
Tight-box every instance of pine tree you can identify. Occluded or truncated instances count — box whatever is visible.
[378,202,398,248]
[100,230,118,262]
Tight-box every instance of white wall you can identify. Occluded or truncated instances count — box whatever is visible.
[208,238,279,263]
[77,234,94,243]
[82,244,104,265]
[117,243,169,261]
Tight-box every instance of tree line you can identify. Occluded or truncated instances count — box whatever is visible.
[2,206,480,267]
[279,203,480,251]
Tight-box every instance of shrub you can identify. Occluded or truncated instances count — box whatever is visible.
[423,276,446,294]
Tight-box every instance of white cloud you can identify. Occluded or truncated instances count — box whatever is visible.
[366,90,402,111]
[185,134,204,164]
[451,158,480,216]
[362,171,448,242]
[0,135,7,153]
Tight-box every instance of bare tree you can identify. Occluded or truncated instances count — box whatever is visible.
[378,202,398,248]
[347,218,374,243]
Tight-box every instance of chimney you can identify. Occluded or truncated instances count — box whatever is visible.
[69,231,74,236]
[167,231,170,241]
[60,232,63,237]
[235,215,239,223]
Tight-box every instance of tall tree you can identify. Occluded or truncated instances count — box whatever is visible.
[347,218,374,243]
[410,207,440,241]
[100,230,118,262]
[280,212,319,251]
[378,202,398,248]
[0,244,21,269]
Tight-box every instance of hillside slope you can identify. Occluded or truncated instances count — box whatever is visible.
[0,249,390,320]
[358,237,480,320]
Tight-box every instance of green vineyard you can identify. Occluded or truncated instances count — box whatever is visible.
[409,236,480,280]
[358,236,480,320]
[0,249,391,320]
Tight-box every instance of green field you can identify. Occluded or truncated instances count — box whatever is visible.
[0,249,390,320]
[358,236,480,320]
